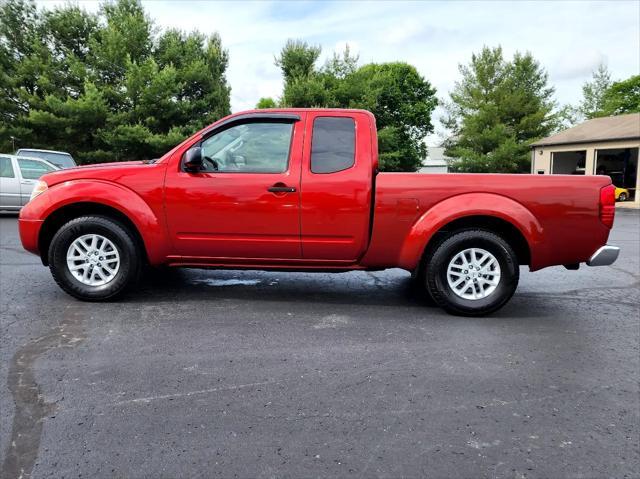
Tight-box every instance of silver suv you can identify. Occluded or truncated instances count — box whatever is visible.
[0,155,59,211]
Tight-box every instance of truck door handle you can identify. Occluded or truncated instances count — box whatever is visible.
[267,185,296,193]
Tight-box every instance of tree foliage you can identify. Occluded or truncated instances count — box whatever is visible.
[273,40,438,171]
[598,75,640,117]
[256,97,277,109]
[0,0,230,162]
[578,64,612,120]
[443,46,558,173]
[275,39,321,83]
[572,67,639,121]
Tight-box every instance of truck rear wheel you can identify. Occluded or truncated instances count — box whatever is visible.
[48,216,142,301]
[425,230,519,316]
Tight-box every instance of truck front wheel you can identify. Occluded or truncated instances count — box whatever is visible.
[48,216,142,301]
[425,230,519,316]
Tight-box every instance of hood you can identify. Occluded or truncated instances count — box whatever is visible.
[40,160,161,187]
[70,160,146,170]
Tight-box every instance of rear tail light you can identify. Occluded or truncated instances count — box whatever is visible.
[599,184,615,228]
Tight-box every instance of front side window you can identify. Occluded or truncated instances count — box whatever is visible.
[310,117,355,174]
[0,157,14,178]
[18,158,56,180]
[200,122,294,173]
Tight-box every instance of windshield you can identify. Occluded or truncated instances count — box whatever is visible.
[17,150,76,168]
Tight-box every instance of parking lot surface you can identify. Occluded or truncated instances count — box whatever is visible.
[1,211,639,478]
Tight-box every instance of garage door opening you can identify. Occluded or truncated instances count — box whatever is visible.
[551,151,586,174]
[596,148,638,202]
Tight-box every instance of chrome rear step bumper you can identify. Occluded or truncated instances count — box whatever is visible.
[587,245,620,266]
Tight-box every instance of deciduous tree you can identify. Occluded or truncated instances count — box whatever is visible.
[600,75,640,116]
[273,40,438,171]
[256,97,277,109]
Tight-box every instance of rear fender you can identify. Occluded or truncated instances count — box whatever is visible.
[40,180,168,264]
[398,193,543,270]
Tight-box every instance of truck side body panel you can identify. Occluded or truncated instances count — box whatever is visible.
[362,173,612,271]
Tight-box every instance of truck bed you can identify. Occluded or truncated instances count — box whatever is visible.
[362,173,612,271]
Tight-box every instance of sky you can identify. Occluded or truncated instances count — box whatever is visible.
[38,0,640,144]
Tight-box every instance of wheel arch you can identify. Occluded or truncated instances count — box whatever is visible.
[417,215,531,275]
[400,193,543,272]
[38,202,149,266]
[36,180,169,266]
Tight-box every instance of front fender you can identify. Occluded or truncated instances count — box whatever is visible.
[397,193,544,270]
[24,180,168,264]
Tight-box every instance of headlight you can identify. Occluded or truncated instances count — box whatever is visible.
[30,180,48,201]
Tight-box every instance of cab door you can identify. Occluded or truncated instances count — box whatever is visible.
[164,115,304,259]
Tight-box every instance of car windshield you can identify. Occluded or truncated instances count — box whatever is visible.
[18,150,75,168]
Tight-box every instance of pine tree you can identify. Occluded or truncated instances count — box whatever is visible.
[443,46,558,173]
[0,0,231,162]
[579,64,612,119]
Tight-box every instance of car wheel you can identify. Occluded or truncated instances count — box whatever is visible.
[48,216,142,301]
[425,229,519,316]
[618,193,627,201]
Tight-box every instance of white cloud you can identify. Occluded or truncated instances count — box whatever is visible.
[383,18,424,45]
[552,50,609,80]
[36,0,640,144]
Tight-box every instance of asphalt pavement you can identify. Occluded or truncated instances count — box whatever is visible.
[1,211,638,478]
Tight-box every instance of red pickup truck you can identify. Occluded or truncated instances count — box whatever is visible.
[19,109,619,315]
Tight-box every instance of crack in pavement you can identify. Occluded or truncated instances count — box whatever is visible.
[1,308,86,479]
[114,380,280,406]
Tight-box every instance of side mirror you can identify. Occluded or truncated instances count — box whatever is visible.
[182,146,203,172]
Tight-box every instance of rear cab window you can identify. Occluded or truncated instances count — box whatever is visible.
[310,117,355,174]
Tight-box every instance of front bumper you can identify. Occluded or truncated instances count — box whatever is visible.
[586,245,620,266]
[18,218,43,257]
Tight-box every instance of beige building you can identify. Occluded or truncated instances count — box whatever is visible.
[531,113,640,205]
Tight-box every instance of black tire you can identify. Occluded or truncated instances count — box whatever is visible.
[425,229,519,316]
[48,216,142,301]
[618,193,627,202]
